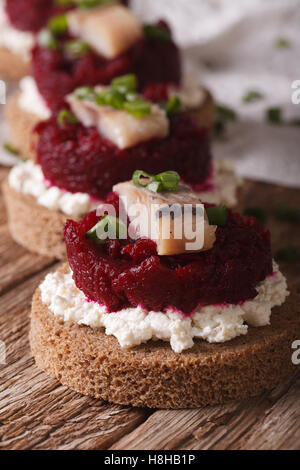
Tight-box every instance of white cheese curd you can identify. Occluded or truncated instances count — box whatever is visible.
[18,76,51,120]
[169,75,206,110]
[0,1,34,61]
[196,159,243,207]
[8,160,100,218]
[40,261,289,354]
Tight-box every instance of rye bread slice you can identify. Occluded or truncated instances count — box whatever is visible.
[0,47,30,82]
[30,263,300,409]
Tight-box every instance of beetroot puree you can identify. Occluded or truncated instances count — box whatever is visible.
[36,112,211,200]
[65,204,273,315]
[32,21,181,111]
[5,0,63,32]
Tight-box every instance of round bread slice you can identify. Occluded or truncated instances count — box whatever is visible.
[188,89,214,130]
[2,178,72,260]
[0,47,30,82]
[5,91,41,161]
[30,263,300,409]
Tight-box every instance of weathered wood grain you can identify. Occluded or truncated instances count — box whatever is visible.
[0,177,299,450]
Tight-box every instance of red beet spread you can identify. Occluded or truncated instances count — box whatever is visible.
[5,0,63,32]
[5,0,128,32]
[32,21,181,112]
[64,203,273,315]
[36,112,211,199]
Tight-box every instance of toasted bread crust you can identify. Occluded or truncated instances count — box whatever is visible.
[30,264,300,409]
[5,91,41,161]
[2,178,70,260]
[189,89,215,130]
[0,47,30,82]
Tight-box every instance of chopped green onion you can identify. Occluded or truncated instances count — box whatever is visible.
[125,91,139,102]
[132,170,180,193]
[206,205,228,226]
[124,100,151,118]
[112,74,137,94]
[155,171,180,191]
[64,39,91,59]
[48,14,68,36]
[55,0,74,5]
[132,170,155,187]
[57,109,78,126]
[266,107,282,125]
[77,0,117,9]
[147,181,164,193]
[3,143,19,156]
[214,119,225,137]
[143,24,171,42]
[242,90,263,104]
[275,38,291,48]
[243,207,268,225]
[166,96,181,116]
[86,215,127,243]
[275,204,300,224]
[75,86,98,101]
[215,104,237,122]
[97,89,126,109]
[38,29,59,50]
[275,246,299,263]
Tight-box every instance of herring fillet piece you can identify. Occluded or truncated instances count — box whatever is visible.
[67,5,143,59]
[113,181,217,255]
[67,93,169,149]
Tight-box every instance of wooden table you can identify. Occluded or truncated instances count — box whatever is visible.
[0,166,299,450]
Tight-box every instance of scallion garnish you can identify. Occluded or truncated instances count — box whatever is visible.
[266,107,282,125]
[275,38,291,48]
[123,100,151,118]
[77,0,117,9]
[75,86,98,101]
[165,96,181,116]
[132,170,180,193]
[275,204,300,224]
[86,215,127,243]
[143,24,171,42]
[57,109,78,126]
[275,246,299,263]
[3,143,20,156]
[112,74,137,94]
[214,104,237,136]
[97,89,126,110]
[48,14,68,36]
[206,205,228,226]
[243,207,268,225]
[155,171,180,191]
[38,29,59,50]
[242,90,263,104]
[64,39,91,59]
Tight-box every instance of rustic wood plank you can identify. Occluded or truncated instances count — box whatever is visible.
[111,374,300,450]
[0,267,150,450]
[0,225,55,295]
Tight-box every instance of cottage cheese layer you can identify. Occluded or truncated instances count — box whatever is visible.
[8,160,100,218]
[40,261,289,354]
[18,76,51,120]
[195,159,242,207]
[0,2,34,61]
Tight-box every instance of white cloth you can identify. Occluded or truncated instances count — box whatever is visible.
[132,0,300,188]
